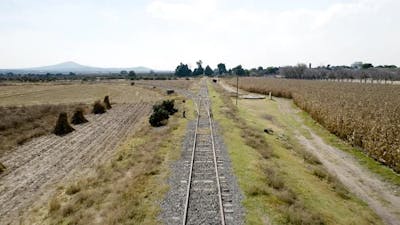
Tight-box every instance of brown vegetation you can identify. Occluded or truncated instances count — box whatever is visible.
[1,103,152,224]
[0,162,6,174]
[135,79,194,89]
[0,82,162,106]
[92,101,106,114]
[71,108,88,125]
[227,78,400,172]
[103,96,112,109]
[40,104,186,225]
[53,112,75,136]
[0,104,87,157]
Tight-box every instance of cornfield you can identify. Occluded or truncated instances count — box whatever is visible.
[226,77,400,172]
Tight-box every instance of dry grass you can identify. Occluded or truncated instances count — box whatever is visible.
[0,82,162,106]
[135,79,195,89]
[0,104,87,157]
[26,98,191,225]
[0,81,162,157]
[211,84,328,224]
[48,197,61,213]
[227,77,400,172]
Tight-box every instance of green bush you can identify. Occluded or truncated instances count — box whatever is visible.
[160,100,178,115]
[149,107,169,127]
[149,100,178,127]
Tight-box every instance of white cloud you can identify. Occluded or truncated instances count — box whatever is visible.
[1,0,399,69]
[147,0,217,23]
[144,0,400,68]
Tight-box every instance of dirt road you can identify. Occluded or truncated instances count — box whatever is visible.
[276,98,400,225]
[0,103,151,224]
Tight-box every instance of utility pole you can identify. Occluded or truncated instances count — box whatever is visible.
[236,75,239,105]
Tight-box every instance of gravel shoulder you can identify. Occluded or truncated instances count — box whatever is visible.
[160,81,244,225]
[0,103,151,224]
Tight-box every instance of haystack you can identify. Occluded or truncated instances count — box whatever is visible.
[92,101,106,114]
[53,112,75,136]
[103,96,112,109]
[71,108,88,125]
[0,162,6,174]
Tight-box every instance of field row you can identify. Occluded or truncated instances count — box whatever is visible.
[0,103,152,223]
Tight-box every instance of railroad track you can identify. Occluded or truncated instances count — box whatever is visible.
[182,82,234,225]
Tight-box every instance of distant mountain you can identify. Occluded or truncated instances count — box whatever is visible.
[0,61,154,74]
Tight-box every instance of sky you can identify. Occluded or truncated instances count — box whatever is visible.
[0,0,399,70]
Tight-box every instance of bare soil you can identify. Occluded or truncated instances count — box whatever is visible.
[0,103,151,224]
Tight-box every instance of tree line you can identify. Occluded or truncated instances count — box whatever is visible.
[280,64,400,82]
[174,61,279,77]
[175,61,400,82]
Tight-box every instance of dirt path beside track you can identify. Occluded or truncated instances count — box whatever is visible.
[276,98,400,225]
[219,82,400,225]
[0,103,151,224]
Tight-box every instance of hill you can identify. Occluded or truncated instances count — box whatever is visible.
[0,61,153,74]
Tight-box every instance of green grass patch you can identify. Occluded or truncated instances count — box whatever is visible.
[209,83,383,225]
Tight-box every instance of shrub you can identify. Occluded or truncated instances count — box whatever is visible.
[71,108,88,125]
[103,96,112,109]
[313,167,328,180]
[92,101,106,114]
[277,188,297,205]
[48,197,61,213]
[53,112,75,136]
[286,203,325,225]
[328,175,351,199]
[149,107,169,127]
[247,184,270,196]
[160,100,178,115]
[65,184,81,195]
[61,204,75,217]
[149,100,178,127]
[264,167,285,190]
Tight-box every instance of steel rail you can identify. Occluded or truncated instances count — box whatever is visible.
[206,97,226,225]
[182,98,201,225]
[182,83,226,225]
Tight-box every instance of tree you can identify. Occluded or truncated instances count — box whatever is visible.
[361,63,374,69]
[217,63,227,75]
[265,67,279,75]
[204,65,213,76]
[128,70,136,76]
[128,70,136,80]
[120,70,128,75]
[175,63,192,77]
[232,65,245,76]
[193,60,204,76]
